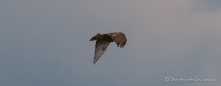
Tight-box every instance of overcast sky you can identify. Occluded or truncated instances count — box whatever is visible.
[0,0,220,86]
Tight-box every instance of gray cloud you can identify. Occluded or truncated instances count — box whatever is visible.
[0,0,220,86]
[190,0,221,12]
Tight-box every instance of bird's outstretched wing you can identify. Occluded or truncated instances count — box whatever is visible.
[105,32,127,48]
[93,39,110,64]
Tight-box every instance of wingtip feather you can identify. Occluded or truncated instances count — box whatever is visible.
[93,60,97,65]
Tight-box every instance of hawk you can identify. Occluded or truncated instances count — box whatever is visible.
[90,32,127,64]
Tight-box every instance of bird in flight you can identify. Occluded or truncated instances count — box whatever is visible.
[90,32,127,64]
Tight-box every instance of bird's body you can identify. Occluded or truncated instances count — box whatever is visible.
[90,32,127,64]
[90,33,113,42]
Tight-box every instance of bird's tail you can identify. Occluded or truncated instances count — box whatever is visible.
[90,33,102,41]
